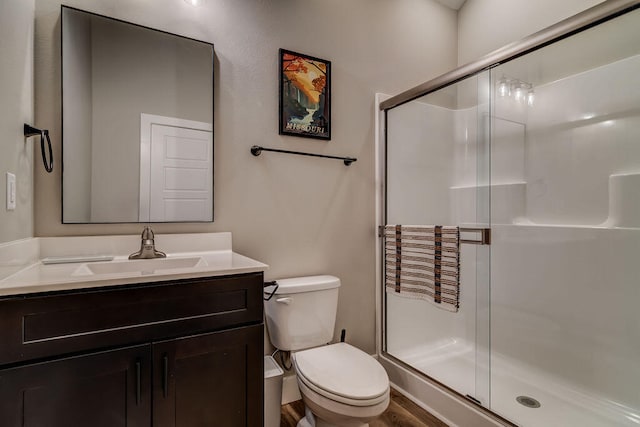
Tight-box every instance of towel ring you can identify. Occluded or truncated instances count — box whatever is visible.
[24,124,53,173]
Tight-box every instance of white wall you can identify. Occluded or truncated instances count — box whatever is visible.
[32,0,458,354]
[457,0,605,65]
[0,0,35,244]
[523,55,640,226]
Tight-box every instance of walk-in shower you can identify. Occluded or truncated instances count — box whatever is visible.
[379,1,640,426]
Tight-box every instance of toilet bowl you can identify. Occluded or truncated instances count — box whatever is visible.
[264,275,390,427]
[293,343,390,427]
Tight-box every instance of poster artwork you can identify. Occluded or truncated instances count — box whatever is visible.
[279,49,331,140]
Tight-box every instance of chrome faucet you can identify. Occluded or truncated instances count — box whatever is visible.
[129,226,166,259]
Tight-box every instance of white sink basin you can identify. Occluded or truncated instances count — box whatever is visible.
[78,257,206,276]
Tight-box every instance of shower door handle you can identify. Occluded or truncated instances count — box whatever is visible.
[459,228,491,245]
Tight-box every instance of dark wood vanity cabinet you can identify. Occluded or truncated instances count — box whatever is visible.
[0,272,264,427]
[0,345,152,427]
[154,325,263,427]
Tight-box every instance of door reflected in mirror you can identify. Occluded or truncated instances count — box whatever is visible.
[61,6,214,223]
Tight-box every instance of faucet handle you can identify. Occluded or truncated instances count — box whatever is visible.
[129,226,165,259]
[141,226,154,240]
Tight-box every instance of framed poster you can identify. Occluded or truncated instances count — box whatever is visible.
[279,49,331,140]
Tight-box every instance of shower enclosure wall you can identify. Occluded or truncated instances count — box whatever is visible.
[380,2,640,426]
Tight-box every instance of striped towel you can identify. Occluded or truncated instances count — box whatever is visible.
[384,225,460,313]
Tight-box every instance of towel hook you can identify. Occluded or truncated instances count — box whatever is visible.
[24,124,53,173]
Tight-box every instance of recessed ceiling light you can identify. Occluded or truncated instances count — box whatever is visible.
[184,0,204,6]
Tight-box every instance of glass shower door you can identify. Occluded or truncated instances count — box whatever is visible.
[384,71,492,406]
[488,7,640,426]
[383,4,640,426]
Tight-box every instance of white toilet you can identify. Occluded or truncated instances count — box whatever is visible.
[264,275,390,427]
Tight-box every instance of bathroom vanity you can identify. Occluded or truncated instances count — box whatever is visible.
[0,233,267,427]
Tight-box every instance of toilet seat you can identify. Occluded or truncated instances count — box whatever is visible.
[297,372,390,425]
[293,343,389,407]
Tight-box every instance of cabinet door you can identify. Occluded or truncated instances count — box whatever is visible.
[0,345,151,427]
[153,324,263,427]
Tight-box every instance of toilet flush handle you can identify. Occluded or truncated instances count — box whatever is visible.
[276,297,293,305]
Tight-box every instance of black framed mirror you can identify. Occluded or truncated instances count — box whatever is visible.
[61,6,214,223]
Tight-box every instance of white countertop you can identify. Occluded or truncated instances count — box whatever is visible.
[0,233,268,297]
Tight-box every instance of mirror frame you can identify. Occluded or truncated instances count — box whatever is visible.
[60,5,215,224]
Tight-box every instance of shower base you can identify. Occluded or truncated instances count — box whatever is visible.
[389,339,639,427]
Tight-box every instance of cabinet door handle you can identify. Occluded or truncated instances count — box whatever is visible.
[135,359,141,405]
[162,354,169,398]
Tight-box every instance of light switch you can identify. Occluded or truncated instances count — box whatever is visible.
[6,172,16,211]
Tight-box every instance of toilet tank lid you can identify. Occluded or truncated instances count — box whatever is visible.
[266,275,340,294]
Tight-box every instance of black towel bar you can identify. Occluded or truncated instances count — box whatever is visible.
[250,145,356,166]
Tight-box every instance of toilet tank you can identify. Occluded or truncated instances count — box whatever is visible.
[264,275,340,351]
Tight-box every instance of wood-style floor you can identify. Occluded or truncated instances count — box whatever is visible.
[280,388,449,427]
